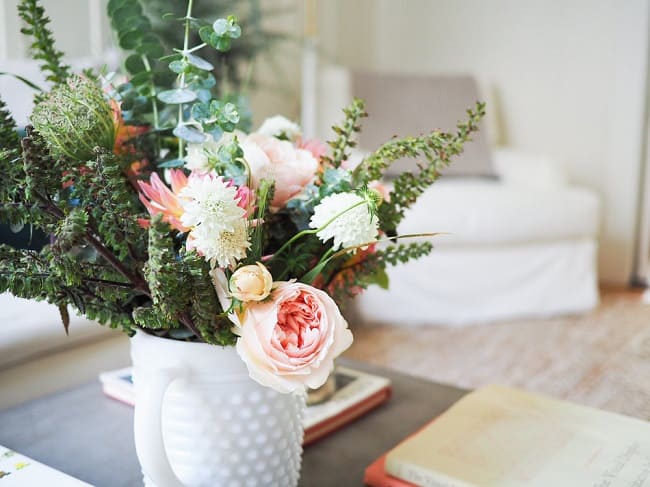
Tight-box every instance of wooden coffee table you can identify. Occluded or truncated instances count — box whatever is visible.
[0,359,465,486]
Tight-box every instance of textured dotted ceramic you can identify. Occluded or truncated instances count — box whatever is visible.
[130,331,305,487]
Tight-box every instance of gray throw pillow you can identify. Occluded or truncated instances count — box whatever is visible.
[351,72,494,178]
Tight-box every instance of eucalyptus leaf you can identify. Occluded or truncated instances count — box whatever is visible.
[206,125,223,141]
[157,89,197,104]
[215,37,231,52]
[9,222,24,233]
[124,54,145,75]
[191,102,210,120]
[212,18,230,36]
[158,158,186,168]
[136,42,164,58]
[119,30,143,50]
[107,0,129,16]
[173,125,207,143]
[169,60,189,74]
[186,53,214,71]
[111,5,143,29]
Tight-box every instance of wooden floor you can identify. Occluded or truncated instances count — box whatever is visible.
[344,286,650,419]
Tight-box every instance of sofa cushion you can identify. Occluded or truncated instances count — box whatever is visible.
[398,179,600,247]
[0,293,118,370]
[351,72,494,178]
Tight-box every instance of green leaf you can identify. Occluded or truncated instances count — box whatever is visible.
[191,102,210,120]
[173,125,206,143]
[168,59,189,74]
[0,71,43,92]
[157,158,185,168]
[215,37,231,52]
[111,4,143,29]
[368,266,389,289]
[186,53,213,71]
[212,18,231,36]
[136,42,164,58]
[157,89,197,104]
[58,304,70,335]
[198,25,213,45]
[107,0,129,16]
[119,30,144,50]
[124,54,145,75]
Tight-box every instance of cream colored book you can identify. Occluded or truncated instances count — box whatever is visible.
[385,385,650,487]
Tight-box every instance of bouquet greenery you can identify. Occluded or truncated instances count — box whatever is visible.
[0,0,484,393]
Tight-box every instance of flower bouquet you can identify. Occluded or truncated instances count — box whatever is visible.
[0,0,484,485]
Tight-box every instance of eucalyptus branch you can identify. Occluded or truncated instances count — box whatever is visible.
[176,0,195,161]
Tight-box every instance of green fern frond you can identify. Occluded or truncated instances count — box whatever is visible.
[17,0,70,85]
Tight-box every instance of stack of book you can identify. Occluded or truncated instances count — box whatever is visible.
[365,385,650,487]
[100,365,391,446]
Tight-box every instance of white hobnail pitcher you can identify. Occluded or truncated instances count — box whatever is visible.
[130,331,305,487]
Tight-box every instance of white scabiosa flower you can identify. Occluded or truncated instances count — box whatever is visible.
[189,218,250,268]
[180,174,250,267]
[309,192,379,250]
[256,115,302,141]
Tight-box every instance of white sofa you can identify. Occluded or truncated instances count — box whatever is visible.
[0,293,130,410]
[313,67,601,325]
[354,149,600,325]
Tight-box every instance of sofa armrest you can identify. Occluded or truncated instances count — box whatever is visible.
[492,147,568,189]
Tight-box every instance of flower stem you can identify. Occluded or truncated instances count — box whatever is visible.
[141,55,159,131]
[269,200,367,263]
[177,0,195,161]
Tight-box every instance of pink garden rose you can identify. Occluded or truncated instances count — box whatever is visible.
[241,133,318,211]
[235,281,353,393]
[297,137,328,162]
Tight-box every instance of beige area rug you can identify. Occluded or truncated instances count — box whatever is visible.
[343,287,650,420]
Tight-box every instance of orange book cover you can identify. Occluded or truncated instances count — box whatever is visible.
[364,416,441,486]
[364,453,417,487]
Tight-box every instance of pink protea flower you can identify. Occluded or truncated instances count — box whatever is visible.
[232,182,254,217]
[138,169,189,232]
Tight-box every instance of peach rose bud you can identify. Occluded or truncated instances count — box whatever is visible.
[229,263,273,302]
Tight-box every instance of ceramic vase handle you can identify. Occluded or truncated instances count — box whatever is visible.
[133,369,185,487]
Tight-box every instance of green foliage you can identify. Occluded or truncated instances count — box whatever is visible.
[376,241,434,266]
[31,75,116,161]
[141,216,191,327]
[68,150,147,262]
[17,0,70,85]
[364,102,486,234]
[0,97,26,226]
[325,241,434,307]
[246,178,273,263]
[184,251,237,346]
[141,0,286,93]
[108,0,169,127]
[322,98,367,170]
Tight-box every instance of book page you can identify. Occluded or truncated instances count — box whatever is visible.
[0,446,91,486]
[386,385,650,487]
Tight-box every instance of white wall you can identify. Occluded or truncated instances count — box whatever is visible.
[318,0,650,285]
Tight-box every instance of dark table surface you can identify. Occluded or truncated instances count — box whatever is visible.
[0,359,466,486]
